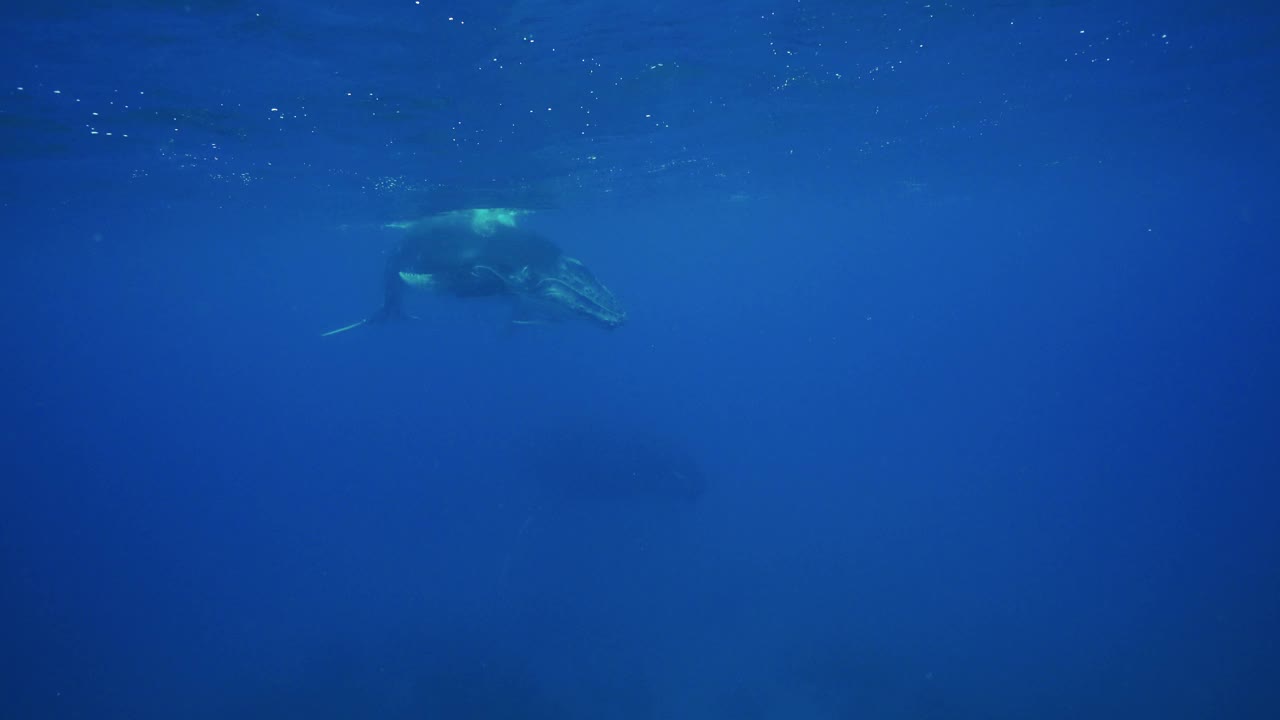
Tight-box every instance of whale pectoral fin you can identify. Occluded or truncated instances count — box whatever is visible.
[321,319,369,337]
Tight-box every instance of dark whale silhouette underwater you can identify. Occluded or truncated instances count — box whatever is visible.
[325,208,625,336]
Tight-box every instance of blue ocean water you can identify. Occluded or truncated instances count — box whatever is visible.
[2,1,1277,718]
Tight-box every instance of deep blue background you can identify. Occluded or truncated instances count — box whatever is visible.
[2,1,1278,718]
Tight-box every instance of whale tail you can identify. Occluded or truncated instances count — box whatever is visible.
[321,272,410,337]
[320,318,371,337]
[321,297,417,336]
[321,303,419,336]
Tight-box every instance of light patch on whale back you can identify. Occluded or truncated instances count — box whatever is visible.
[384,208,529,236]
[465,208,525,235]
[399,271,436,289]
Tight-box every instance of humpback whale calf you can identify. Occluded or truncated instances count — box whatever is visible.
[324,208,625,335]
